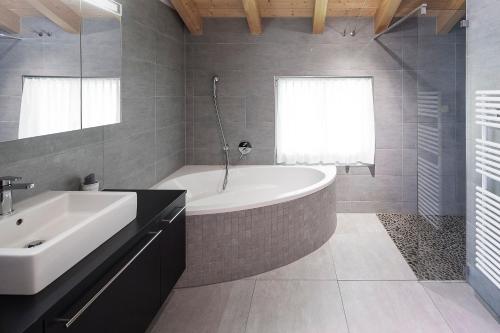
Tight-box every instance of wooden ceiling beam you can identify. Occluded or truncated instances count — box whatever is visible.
[26,0,81,33]
[0,4,20,33]
[436,9,465,34]
[242,0,262,34]
[436,0,465,34]
[312,0,328,34]
[446,0,467,10]
[171,0,203,35]
[374,0,402,34]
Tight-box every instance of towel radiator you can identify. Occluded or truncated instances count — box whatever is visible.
[474,90,500,289]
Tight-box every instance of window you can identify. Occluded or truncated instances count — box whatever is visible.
[19,77,120,139]
[276,77,375,165]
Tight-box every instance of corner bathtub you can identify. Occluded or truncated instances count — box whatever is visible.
[154,165,337,287]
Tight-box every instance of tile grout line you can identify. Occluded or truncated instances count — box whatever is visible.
[419,281,457,333]
[328,231,351,333]
[336,279,351,333]
[243,279,257,333]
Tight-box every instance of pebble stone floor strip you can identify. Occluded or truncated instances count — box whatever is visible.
[376,213,466,280]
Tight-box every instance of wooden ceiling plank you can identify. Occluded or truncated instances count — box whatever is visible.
[373,0,402,34]
[436,0,465,34]
[242,0,262,34]
[446,0,466,10]
[25,0,80,33]
[436,9,465,34]
[0,4,20,33]
[171,0,204,35]
[312,0,328,33]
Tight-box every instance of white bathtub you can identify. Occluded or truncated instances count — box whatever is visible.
[154,165,337,216]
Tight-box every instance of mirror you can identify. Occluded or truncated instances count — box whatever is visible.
[0,0,122,143]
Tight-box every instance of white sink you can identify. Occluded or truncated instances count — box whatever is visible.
[0,191,137,295]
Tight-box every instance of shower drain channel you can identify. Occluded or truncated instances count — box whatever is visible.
[25,240,45,248]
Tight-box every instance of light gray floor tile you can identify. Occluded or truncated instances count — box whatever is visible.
[246,280,349,333]
[421,281,500,333]
[330,231,417,280]
[251,240,337,280]
[336,213,387,234]
[149,280,255,333]
[339,281,453,333]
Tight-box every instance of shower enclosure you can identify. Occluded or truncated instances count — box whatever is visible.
[414,15,466,280]
[378,13,467,281]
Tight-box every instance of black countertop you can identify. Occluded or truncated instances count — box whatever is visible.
[0,189,185,333]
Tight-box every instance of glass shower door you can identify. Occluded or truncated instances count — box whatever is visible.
[415,16,467,280]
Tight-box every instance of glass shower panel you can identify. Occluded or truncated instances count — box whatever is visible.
[415,16,467,280]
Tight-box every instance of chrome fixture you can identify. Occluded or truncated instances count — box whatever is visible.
[340,0,367,37]
[0,176,34,215]
[212,75,230,191]
[373,3,427,40]
[0,33,22,40]
[35,31,52,37]
[238,141,252,160]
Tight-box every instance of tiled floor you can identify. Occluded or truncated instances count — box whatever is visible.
[148,214,500,333]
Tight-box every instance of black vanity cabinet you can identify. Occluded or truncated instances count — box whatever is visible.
[46,231,162,333]
[0,190,187,333]
[158,196,186,301]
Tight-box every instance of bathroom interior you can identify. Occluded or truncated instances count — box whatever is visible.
[0,0,499,332]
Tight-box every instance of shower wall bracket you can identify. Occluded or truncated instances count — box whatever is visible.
[373,3,427,40]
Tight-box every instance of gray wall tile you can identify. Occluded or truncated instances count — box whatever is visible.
[186,17,464,213]
[0,2,186,200]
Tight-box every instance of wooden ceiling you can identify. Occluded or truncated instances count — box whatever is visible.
[0,0,118,34]
[169,0,466,35]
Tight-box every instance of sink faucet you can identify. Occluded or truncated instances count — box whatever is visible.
[0,176,34,215]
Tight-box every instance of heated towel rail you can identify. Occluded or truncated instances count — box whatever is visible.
[474,90,500,289]
[417,91,442,226]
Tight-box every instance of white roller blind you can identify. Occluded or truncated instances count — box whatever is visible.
[82,78,121,129]
[276,77,375,165]
[19,77,120,138]
[18,77,81,139]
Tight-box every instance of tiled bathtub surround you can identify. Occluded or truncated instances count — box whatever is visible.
[185,17,466,214]
[177,182,336,287]
[0,0,186,200]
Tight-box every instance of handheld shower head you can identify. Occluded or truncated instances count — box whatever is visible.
[213,75,220,83]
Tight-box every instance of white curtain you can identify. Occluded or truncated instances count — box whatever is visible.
[19,77,120,138]
[18,77,81,139]
[82,78,121,129]
[276,77,375,165]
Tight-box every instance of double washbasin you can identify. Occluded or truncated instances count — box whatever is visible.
[0,191,137,295]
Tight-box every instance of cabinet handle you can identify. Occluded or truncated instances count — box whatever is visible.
[161,206,185,224]
[53,230,162,328]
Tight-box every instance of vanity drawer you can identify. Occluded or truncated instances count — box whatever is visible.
[46,231,162,333]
